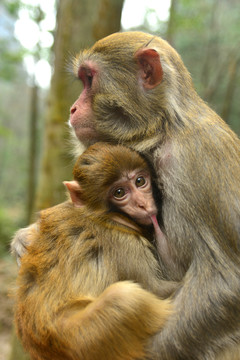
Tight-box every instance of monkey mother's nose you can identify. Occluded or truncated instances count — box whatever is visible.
[70,105,77,115]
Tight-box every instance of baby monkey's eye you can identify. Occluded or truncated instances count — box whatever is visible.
[135,176,146,187]
[113,188,126,199]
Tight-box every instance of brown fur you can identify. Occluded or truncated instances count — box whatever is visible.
[15,204,172,360]
[14,144,174,360]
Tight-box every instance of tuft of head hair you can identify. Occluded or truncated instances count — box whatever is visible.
[73,142,149,210]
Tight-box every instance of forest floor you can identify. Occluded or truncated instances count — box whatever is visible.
[0,256,18,360]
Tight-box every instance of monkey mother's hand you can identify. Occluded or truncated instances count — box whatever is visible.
[11,223,38,266]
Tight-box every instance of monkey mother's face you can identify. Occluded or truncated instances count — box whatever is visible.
[69,31,163,147]
[68,48,134,147]
[69,66,99,145]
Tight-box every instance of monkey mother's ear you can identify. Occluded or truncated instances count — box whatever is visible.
[63,181,84,208]
[134,48,163,90]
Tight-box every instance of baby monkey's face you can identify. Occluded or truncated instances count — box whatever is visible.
[109,169,157,226]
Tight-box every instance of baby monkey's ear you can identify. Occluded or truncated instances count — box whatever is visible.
[63,181,84,207]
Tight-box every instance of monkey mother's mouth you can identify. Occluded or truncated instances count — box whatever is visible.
[70,124,99,144]
[68,118,95,131]
[69,121,95,132]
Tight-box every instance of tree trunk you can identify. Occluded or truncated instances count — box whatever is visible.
[27,82,39,223]
[201,0,219,93]
[166,0,177,46]
[35,0,124,212]
[221,56,239,123]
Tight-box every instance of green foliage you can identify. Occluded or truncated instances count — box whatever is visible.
[0,125,11,137]
[4,0,21,16]
[0,0,49,238]
[0,1,25,80]
[0,40,25,80]
[0,207,18,256]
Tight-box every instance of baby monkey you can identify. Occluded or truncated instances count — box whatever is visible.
[15,143,175,360]
[67,143,158,228]
[66,142,172,268]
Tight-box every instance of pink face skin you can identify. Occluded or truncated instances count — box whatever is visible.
[69,62,99,146]
[109,170,157,226]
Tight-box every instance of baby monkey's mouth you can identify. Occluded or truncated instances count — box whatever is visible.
[150,214,164,237]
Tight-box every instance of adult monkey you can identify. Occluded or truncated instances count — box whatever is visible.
[12,31,240,359]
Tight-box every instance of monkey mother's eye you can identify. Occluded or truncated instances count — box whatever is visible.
[86,75,93,87]
[113,188,126,199]
[78,67,94,89]
[135,176,146,187]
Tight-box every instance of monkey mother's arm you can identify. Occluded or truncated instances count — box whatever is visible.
[148,131,240,359]
[149,255,240,359]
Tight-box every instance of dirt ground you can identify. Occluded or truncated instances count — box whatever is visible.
[0,256,18,360]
